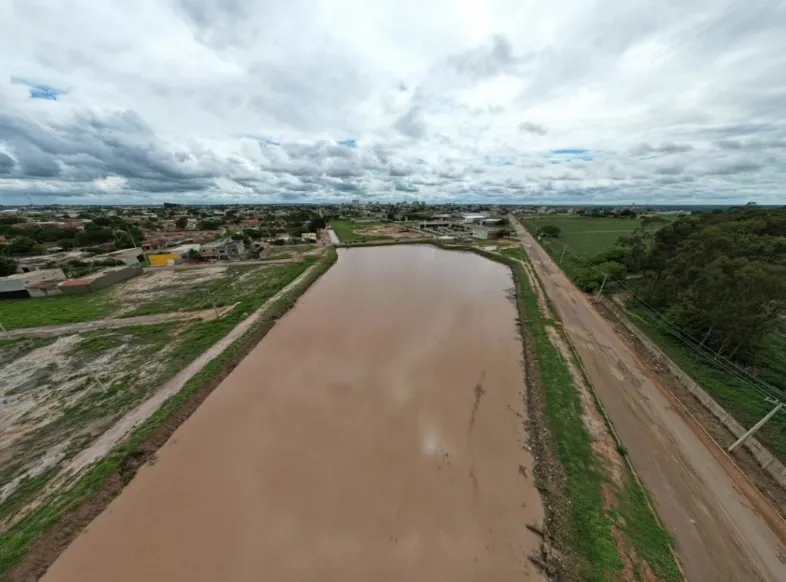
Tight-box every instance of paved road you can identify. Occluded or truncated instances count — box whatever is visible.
[512,216,786,582]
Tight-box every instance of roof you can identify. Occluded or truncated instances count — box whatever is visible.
[168,243,202,253]
[60,278,93,286]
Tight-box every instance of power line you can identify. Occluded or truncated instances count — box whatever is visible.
[541,237,784,404]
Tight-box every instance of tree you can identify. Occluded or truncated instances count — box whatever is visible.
[175,216,189,229]
[0,256,18,276]
[537,224,561,238]
[307,217,326,232]
[5,236,38,256]
[185,248,202,262]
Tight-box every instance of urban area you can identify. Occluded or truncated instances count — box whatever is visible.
[1,201,785,582]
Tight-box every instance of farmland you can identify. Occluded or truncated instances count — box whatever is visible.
[518,214,669,258]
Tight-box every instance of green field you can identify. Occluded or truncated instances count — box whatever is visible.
[0,260,316,329]
[330,220,390,243]
[519,215,668,257]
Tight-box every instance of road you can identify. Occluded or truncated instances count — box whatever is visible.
[512,216,786,582]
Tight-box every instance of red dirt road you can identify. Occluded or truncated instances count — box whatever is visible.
[513,218,786,582]
[42,246,545,582]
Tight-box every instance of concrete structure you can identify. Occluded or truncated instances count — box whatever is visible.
[59,265,142,294]
[0,269,67,300]
[89,247,144,266]
[200,240,245,261]
[301,232,318,243]
[462,214,488,224]
[148,253,180,267]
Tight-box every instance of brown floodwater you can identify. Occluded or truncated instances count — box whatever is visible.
[43,246,545,582]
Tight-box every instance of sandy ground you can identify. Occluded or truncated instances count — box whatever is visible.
[512,216,786,582]
[42,246,545,582]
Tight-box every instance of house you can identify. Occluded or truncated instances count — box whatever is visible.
[148,243,201,266]
[59,265,142,295]
[200,239,245,261]
[301,232,318,243]
[88,247,144,266]
[0,269,67,300]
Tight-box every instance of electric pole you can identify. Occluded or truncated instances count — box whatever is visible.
[596,273,609,298]
[728,400,784,453]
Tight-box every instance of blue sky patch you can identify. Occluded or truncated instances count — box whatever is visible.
[550,148,593,162]
[338,138,358,148]
[12,77,66,100]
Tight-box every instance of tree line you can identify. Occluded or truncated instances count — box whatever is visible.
[575,206,786,363]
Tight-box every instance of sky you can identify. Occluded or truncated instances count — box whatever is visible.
[1,0,785,206]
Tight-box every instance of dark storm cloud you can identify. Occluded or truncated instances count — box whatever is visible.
[0,152,17,174]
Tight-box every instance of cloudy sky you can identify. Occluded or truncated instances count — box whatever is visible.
[1,0,785,205]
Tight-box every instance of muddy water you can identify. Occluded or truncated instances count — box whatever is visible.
[43,246,545,582]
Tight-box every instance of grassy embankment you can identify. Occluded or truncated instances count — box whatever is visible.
[328,238,681,580]
[473,247,681,582]
[0,249,338,577]
[330,219,391,243]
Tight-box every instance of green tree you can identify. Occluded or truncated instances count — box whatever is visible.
[537,224,561,238]
[175,216,189,229]
[0,256,18,276]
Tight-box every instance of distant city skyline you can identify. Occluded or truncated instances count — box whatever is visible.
[2,1,785,205]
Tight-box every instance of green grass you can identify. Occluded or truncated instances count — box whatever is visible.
[0,291,117,330]
[519,215,665,258]
[119,259,316,318]
[0,248,338,577]
[470,246,680,581]
[628,305,786,463]
[330,219,390,243]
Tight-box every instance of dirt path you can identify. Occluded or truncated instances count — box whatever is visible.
[41,246,545,582]
[512,217,786,581]
[4,307,234,338]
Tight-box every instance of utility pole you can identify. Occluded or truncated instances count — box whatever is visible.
[204,289,220,319]
[728,400,784,453]
[596,273,609,298]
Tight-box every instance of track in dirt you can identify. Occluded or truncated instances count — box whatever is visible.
[40,246,546,582]
[512,217,786,582]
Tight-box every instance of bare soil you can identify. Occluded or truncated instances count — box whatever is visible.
[356,224,422,239]
[514,218,786,582]
[39,246,546,582]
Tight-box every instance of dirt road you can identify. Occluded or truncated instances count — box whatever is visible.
[512,217,786,581]
[42,246,545,582]
[4,307,232,339]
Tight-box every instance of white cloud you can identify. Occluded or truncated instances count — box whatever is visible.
[0,0,785,204]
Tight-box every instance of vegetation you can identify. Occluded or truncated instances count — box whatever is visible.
[0,259,316,329]
[0,248,338,576]
[0,256,18,276]
[469,246,680,581]
[330,219,390,243]
[522,206,786,464]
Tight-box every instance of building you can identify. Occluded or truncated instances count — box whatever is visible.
[301,232,318,243]
[200,239,245,261]
[88,247,145,266]
[59,265,142,295]
[463,214,488,224]
[0,269,67,300]
[148,244,202,267]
